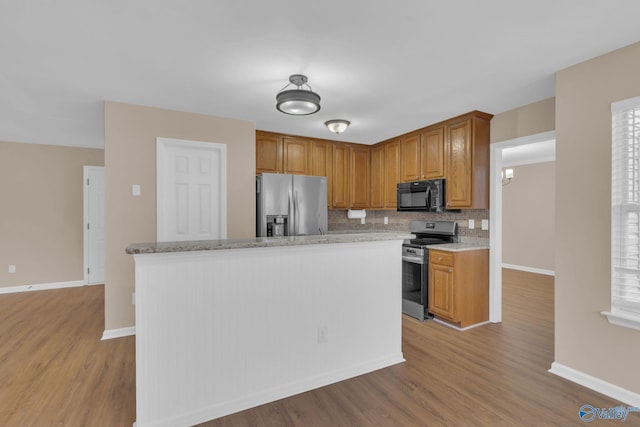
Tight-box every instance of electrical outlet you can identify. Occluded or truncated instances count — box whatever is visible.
[481,219,489,230]
[317,326,328,344]
[132,184,141,196]
[384,216,388,225]
[360,217,365,225]
[468,219,475,229]
[8,265,16,274]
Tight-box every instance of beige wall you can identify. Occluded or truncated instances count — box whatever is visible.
[104,102,255,330]
[490,97,556,273]
[502,162,555,271]
[556,42,640,393]
[490,97,555,143]
[0,141,104,288]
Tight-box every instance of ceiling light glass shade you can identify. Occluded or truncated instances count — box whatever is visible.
[276,90,321,115]
[276,74,321,115]
[325,119,351,134]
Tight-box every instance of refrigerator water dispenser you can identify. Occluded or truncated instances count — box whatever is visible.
[266,215,288,237]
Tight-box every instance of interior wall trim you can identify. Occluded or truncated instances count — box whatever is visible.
[502,263,555,277]
[549,362,640,408]
[0,279,89,294]
[101,326,136,340]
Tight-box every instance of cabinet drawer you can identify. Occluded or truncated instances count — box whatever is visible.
[429,250,454,267]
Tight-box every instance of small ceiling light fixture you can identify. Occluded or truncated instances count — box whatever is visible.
[325,119,351,134]
[276,74,321,115]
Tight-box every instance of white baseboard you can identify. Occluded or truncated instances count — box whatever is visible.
[102,326,136,340]
[0,279,88,294]
[549,362,640,407]
[502,263,555,276]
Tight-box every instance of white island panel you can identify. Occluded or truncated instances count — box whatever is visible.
[134,239,404,427]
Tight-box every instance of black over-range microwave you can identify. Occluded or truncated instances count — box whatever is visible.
[397,179,446,212]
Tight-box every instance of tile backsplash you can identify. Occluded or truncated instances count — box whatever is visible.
[328,209,490,238]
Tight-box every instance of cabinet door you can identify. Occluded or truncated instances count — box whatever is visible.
[384,140,401,208]
[332,144,350,209]
[256,132,282,174]
[400,133,421,182]
[428,263,457,321]
[311,140,333,209]
[370,145,385,208]
[350,146,371,208]
[423,127,445,179]
[446,120,473,208]
[283,137,310,175]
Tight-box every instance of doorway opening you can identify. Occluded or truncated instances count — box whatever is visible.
[489,131,556,322]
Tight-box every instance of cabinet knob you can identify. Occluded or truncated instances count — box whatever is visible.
[449,269,453,273]
[438,257,443,261]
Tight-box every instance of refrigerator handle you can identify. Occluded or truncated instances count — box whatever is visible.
[288,191,294,236]
[294,191,300,235]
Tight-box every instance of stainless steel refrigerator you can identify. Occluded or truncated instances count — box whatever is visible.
[256,173,328,237]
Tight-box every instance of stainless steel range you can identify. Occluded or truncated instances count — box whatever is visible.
[402,220,459,321]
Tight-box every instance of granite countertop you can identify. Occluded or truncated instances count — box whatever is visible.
[428,238,490,252]
[126,232,411,254]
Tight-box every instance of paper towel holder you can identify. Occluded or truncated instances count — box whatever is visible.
[347,209,367,219]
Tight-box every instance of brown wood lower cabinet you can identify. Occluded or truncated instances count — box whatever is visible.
[428,248,489,328]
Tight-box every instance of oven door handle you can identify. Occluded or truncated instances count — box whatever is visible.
[402,255,424,264]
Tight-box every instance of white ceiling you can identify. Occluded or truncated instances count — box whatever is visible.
[2,1,640,149]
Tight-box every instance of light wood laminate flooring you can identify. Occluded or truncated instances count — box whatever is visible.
[0,270,632,426]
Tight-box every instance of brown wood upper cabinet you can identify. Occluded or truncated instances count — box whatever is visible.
[422,126,445,179]
[257,110,491,210]
[400,133,421,182]
[370,145,385,208]
[256,131,312,175]
[384,139,401,208]
[333,143,370,209]
[445,113,491,209]
[311,140,333,208]
[400,127,445,182]
[283,137,311,175]
[255,132,369,210]
[350,146,371,208]
[370,140,400,209]
[332,143,351,209]
[256,131,282,174]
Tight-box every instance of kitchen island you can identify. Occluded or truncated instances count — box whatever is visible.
[127,233,408,427]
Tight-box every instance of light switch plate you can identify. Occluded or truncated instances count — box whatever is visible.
[481,219,489,230]
[468,219,475,229]
[132,184,141,196]
[8,265,16,274]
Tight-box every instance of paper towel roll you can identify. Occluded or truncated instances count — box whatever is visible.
[347,209,367,219]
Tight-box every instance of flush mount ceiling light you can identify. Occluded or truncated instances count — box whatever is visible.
[276,74,321,115]
[325,119,351,134]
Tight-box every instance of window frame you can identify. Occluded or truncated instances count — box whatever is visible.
[602,96,640,331]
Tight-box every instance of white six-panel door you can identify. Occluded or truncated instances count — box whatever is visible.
[157,138,227,242]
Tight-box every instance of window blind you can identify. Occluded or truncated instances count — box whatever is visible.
[611,96,640,314]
